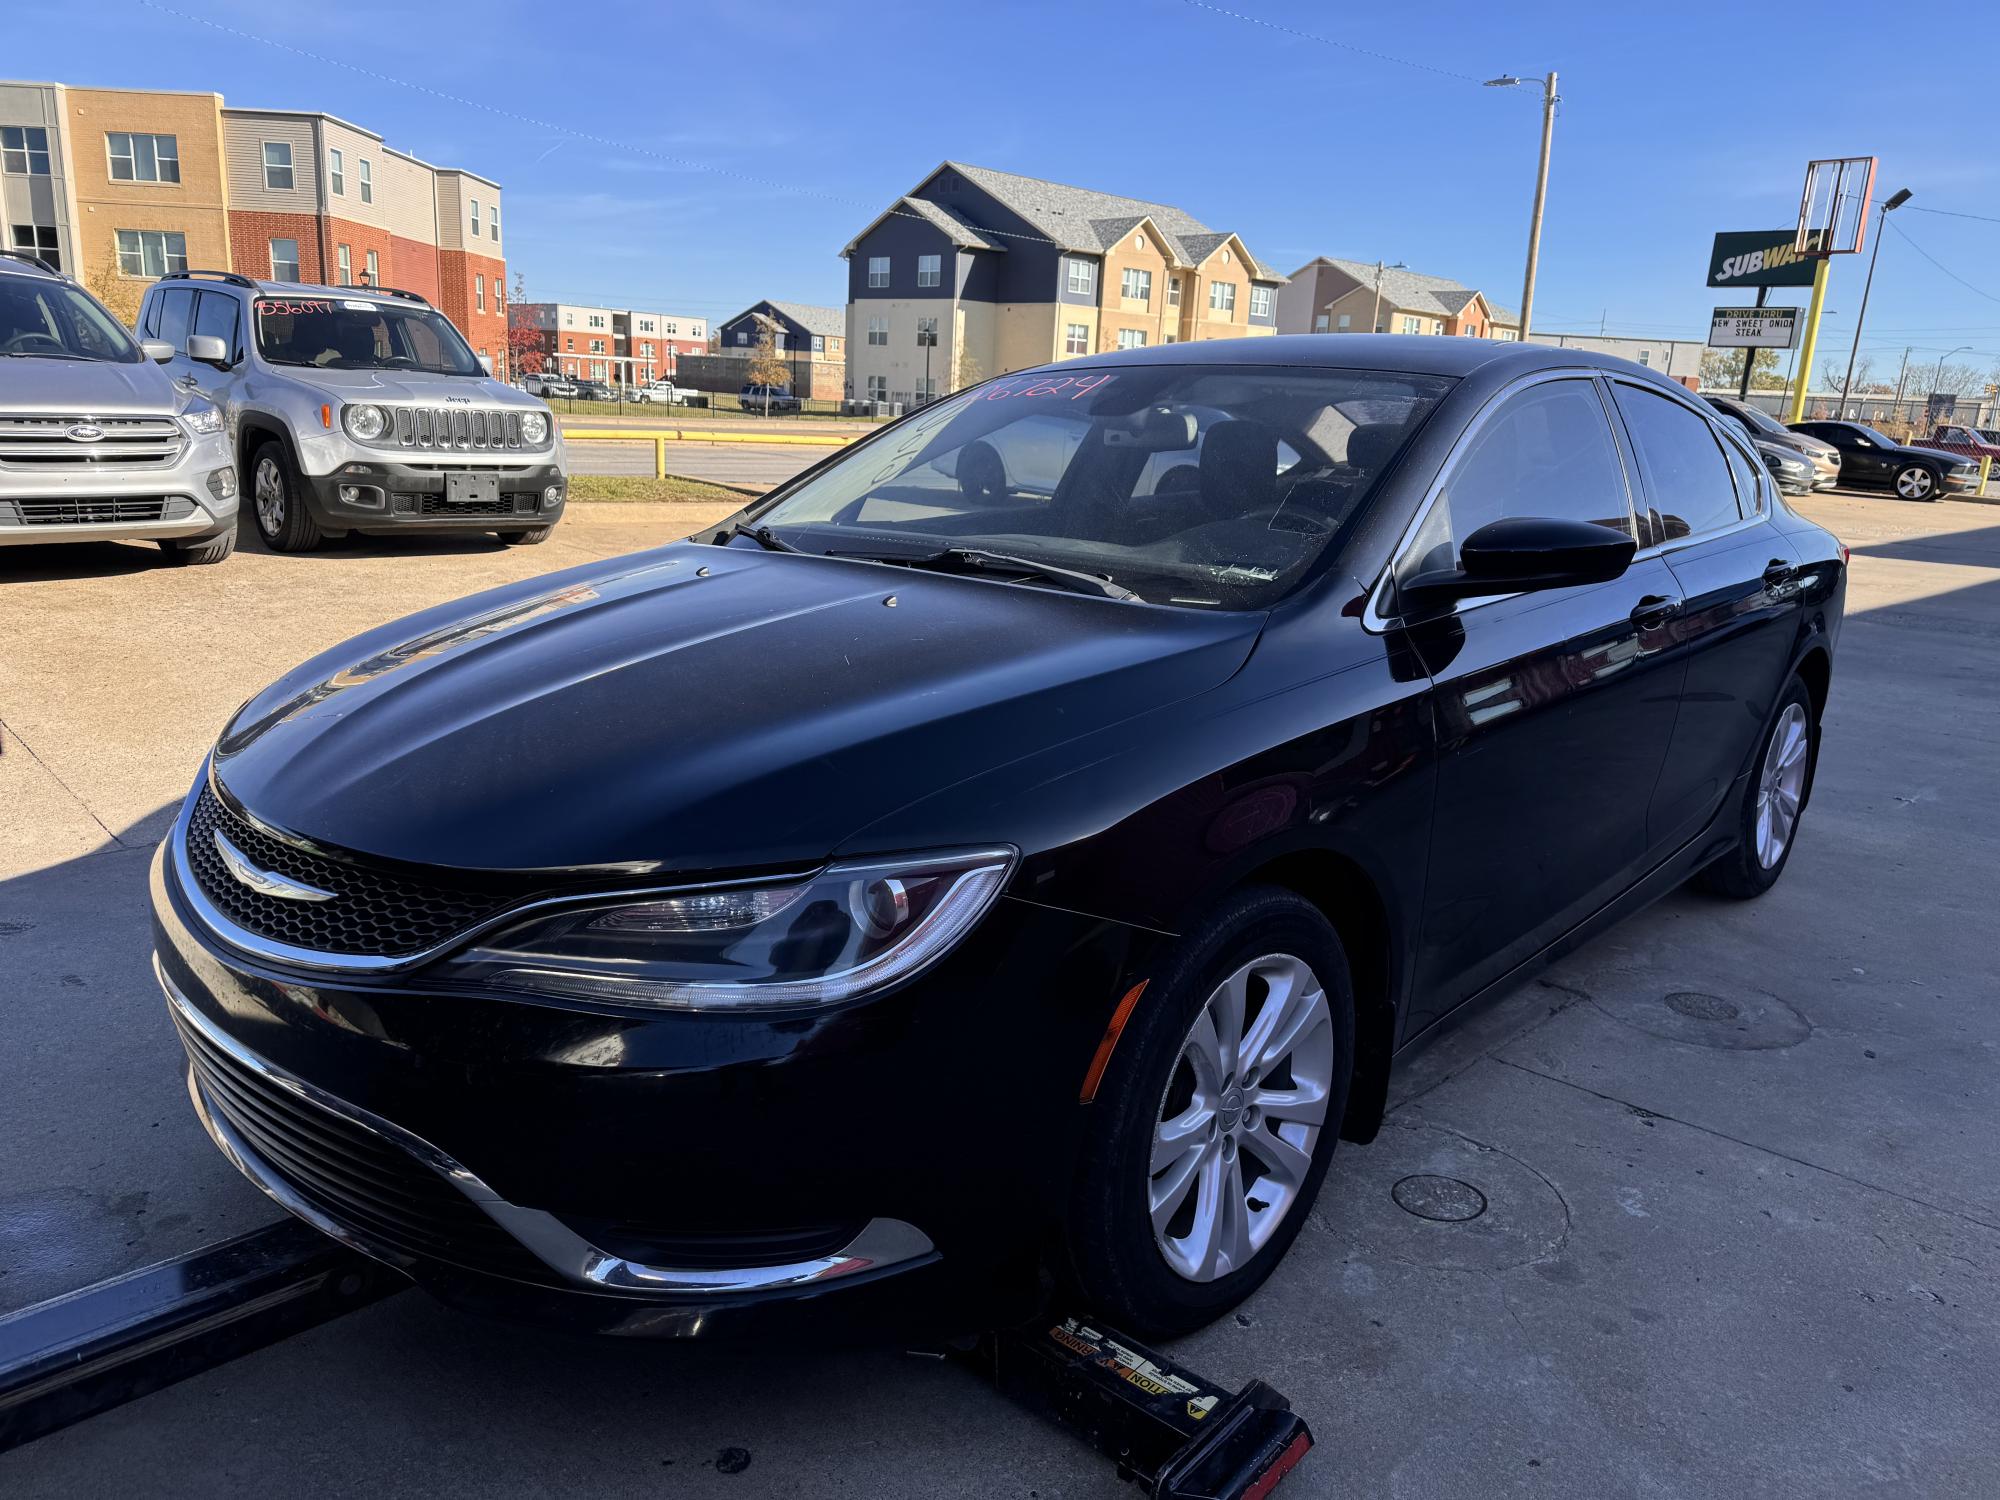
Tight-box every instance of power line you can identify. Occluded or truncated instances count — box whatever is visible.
[1905,205,2000,228]
[1884,217,2000,306]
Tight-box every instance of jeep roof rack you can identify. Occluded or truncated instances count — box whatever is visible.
[161,269,258,289]
[0,249,64,277]
[365,285,430,306]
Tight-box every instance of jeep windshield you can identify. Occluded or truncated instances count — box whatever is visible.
[747,365,1452,610]
[253,296,483,375]
[0,279,140,362]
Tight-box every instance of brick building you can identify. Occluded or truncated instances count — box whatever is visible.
[0,80,507,369]
[515,303,709,384]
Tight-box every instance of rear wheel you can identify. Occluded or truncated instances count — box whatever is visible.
[1894,464,1938,501]
[1067,887,1353,1338]
[1698,675,1817,899]
[249,440,324,552]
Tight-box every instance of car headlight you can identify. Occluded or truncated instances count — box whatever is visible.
[436,847,1015,1011]
[343,404,388,441]
[520,410,549,444]
[182,402,224,437]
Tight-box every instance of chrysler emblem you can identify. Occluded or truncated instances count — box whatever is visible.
[212,829,335,903]
[67,423,105,443]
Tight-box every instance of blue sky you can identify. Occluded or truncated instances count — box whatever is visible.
[18,0,2000,378]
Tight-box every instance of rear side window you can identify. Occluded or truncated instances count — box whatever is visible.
[1613,384,1742,543]
[152,286,195,351]
[1717,427,1764,516]
[192,290,239,357]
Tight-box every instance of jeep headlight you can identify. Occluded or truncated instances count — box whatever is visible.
[182,401,224,437]
[434,848,1015,1011]
[343,404,389,441]
[520,410,549,444]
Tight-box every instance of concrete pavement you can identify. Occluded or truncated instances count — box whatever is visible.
[3,493,1997,1495]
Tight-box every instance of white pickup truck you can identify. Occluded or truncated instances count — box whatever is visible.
[632,380,700,405]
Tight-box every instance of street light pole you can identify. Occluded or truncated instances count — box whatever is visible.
[1839,188,1912,414]
[1370,259,1406,334]
[1486,71,1559,341]
[1931,345,1970,422]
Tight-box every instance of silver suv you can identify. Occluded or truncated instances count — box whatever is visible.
[135,271,567,552]
[0,252,239,564]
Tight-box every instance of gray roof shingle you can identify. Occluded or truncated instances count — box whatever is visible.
[762,300,845,338]
[1310,257,1515,324]
[895,195,1008,251]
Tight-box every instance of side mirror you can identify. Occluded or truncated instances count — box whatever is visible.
[140,339,175,363]
[1402,516,1636,609]
[185,334,230,368]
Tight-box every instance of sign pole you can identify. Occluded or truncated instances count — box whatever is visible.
[1786,258,1830,423]
[1738,287,1768,399]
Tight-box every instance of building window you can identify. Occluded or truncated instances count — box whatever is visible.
[10,224,61,271]
[475,275,485,312]
[917,253,941,288]
[1121,267,1152,305]
[916,376,938,401]
[588,314,604,328]
[590,338,604,354]
[811,334,825,354]
[641,342,654,357]
[1066,257,1095,297]
[470,198,481,237]
[1208,282,1236,314]
[565,336,575,352]
[639,318,653,332]
[1638,349,1652,367]
[490,205,499,245]
[915,317,937,347]
[1496,328,1517,341]
[1400,314,1421,335]
[866,375,887,401]
[364,249,378,284]
[262,142,294,191]
[664,321,677,335]
[1337,313,1351,330]
[1064,323,1089,356]
[328,147,344,195]
[737,330,750,346]
[336,244,352,284]
[116,229,188,277]
[1167,277,1182,307]
[867,316,888,346]
[1116,328,1147,350]
[868,255,890,288]
[269,237,301,281]
[1313,313,1330,332]
[107,132,181,184]
[1250,286,1273,319]
[358,158,372,203]
[1163,332,1178,343]
[2,126,52,176]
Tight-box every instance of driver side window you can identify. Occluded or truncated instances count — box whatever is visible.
[1399,378,1635,588]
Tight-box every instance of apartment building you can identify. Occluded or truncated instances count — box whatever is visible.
[1275,258,1519,340]
[0,80,506,367]
[842,162,1284,407]
[676,300,846,399]
[515,304,709,383]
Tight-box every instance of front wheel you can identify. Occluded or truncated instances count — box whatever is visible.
[500,525,555,545]
[1067,887,1354,1338]
[157,529,236,566]
[248,440,324,552]
[1894,464,1938,501]
[1698,676,1817,899]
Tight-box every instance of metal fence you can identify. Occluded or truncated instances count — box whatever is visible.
[1728,390,2000,444]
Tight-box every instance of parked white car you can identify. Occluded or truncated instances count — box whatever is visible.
[632,380,696,405]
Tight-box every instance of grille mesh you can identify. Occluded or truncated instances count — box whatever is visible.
[1,495,195,525]
[184,786,531,958]
[173,1007,557,1284]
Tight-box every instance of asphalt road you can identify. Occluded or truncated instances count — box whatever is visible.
[3,493,1998,1496]
[563,436,839,491]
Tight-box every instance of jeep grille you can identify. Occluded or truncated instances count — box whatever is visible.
[388,407,534,451]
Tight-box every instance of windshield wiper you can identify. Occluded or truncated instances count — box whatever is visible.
[830,545,1139,601]
[1,350,91,361]
[714,523,803,553]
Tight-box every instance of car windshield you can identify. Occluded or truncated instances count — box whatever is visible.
[1727,402,1792,439]
[1846,424,1896,447]
[0,278,140,363]
[254,295,483,375]
[752,365,1452,610]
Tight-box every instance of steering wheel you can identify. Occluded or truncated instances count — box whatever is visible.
[957,440,1007,503]
[4,332,65,354]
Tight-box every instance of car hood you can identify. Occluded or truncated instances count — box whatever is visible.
[4,354,178,416]
[270,366,545,410]
[211,545,1265,875]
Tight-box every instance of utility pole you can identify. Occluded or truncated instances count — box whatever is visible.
[1892,346,1912,407]
[1484,70,1559,341]
[1738,286,1768,400]
[1840,188,1911,413]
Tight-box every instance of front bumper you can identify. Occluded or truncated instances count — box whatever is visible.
[150,829,1141,1339]
[0,433,238,546]
[296,459,566,532]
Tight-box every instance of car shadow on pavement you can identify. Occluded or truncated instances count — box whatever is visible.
[1848,522,2000,566]
[0,538,177,584]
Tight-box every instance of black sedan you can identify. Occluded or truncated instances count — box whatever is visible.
[1790,419,1980,501]
[152,339,1846,1340]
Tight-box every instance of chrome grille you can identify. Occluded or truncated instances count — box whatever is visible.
[388,407,528,451]
[0,414,187,469]
[0,495,197,526]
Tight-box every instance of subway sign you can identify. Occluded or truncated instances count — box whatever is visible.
[1706,230,1817,289]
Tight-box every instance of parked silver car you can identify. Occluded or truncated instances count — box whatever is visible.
[135,271,567,552]
[0,252,239,564]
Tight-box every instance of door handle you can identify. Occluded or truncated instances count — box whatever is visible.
[1762,559,1797,587]
[1630,595,1681,628]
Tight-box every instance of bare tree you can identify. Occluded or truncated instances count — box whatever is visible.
[952,341,983,393]
[745,324,790,416]
[83,252,143,328]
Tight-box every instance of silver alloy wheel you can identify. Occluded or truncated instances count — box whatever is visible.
[254,455,286,534]
[1150,953,1334,1283]
[1755,702,1810,868]
[1896,465,1934,500]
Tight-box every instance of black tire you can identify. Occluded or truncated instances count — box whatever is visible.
[1067,886,1355,1339]
[1697,675,1818,900]
[500,525,555,545]
[157,529,236,566]
[1893,463,1940,502]
[247,439,324,552]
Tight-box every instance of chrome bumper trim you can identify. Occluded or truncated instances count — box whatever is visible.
[159,956,935,1297]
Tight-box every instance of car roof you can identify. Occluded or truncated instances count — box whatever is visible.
[0,253,68,285]
[1046,332,1681,384]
